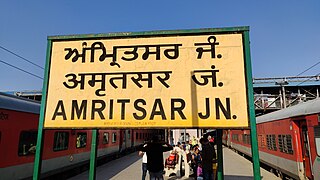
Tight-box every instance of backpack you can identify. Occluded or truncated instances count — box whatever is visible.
[168,154,176,161]
[165,153,178,168]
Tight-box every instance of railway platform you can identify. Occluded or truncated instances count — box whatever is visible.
[68,146,280,180]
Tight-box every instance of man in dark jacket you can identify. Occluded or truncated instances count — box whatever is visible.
[200,137,215,180]
[138,135,173,180]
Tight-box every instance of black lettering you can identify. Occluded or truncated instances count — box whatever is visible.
[198,98,210,119]
[117,99,130,120]
[171,98,186,120]
[150,99,166,120]
[109,99,114,119]
[71,100,87,120]
[133,99,147,120]
[215,98,231,119]
[52,100,67,120]
[91,100,106,120]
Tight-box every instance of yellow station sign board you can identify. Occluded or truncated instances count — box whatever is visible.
[44,30,251,128]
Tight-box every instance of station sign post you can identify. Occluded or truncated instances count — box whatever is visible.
[33,26,260,180]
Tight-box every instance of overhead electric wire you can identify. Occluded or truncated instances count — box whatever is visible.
[296,72,320,86]
[294,59,320,86]
[295,60,320,77]
[0,45,44,70]
[0,59,43,80]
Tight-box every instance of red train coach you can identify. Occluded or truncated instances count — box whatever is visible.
[223,98,320,179]
[0,92,159,179]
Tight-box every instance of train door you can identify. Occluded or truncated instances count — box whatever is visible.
[299,122,313,179]
[119,130,124,153]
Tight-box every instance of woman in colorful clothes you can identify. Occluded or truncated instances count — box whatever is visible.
[197,163,203,180]
[192,147,202,177]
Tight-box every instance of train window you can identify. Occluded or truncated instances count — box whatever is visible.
[258,135,266,147]
[267,135,277,151]
[242,134,251,144]
[266,135,270,149]
[53,132,69,151]
[136,132,138,140]
[314,126,320,156]
[140,133,142,139]
[112,132,117,143]
[76,132,87,148]
[272,135,277,151]
[286,135,293,154]
[278,135,284,152]
[18,131,37,156]
[103,132,109,144]
[128,131,130,139]
[232,134,239,141]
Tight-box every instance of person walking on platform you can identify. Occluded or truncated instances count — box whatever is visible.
[138,135,173,180]
[200,137,215,180]
[139,150,148,180]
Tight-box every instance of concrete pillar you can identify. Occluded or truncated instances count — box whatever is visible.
[282,85,286,108]
[279,89,283,109]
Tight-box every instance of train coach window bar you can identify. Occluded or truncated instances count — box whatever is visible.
[18,131,37,156]
[267,134,277,151]
[278,135,284,152]
[278,135,293,154]
[266,135,271,150]
[53,132,69,151]
[232,134,239,142]
[285,135,293,154]
[314,126,320,156]
[76,132,87,148]
[272,135,277,151]
[243,134,251,145]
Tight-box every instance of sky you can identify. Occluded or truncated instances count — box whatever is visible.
[0,1,319,91]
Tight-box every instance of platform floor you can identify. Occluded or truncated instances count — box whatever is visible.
[68,146,280,180]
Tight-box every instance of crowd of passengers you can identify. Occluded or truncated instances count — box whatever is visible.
[165,136,217,180]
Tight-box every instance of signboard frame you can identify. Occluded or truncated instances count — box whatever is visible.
[43,26,254,129]
[33,26,261,180]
